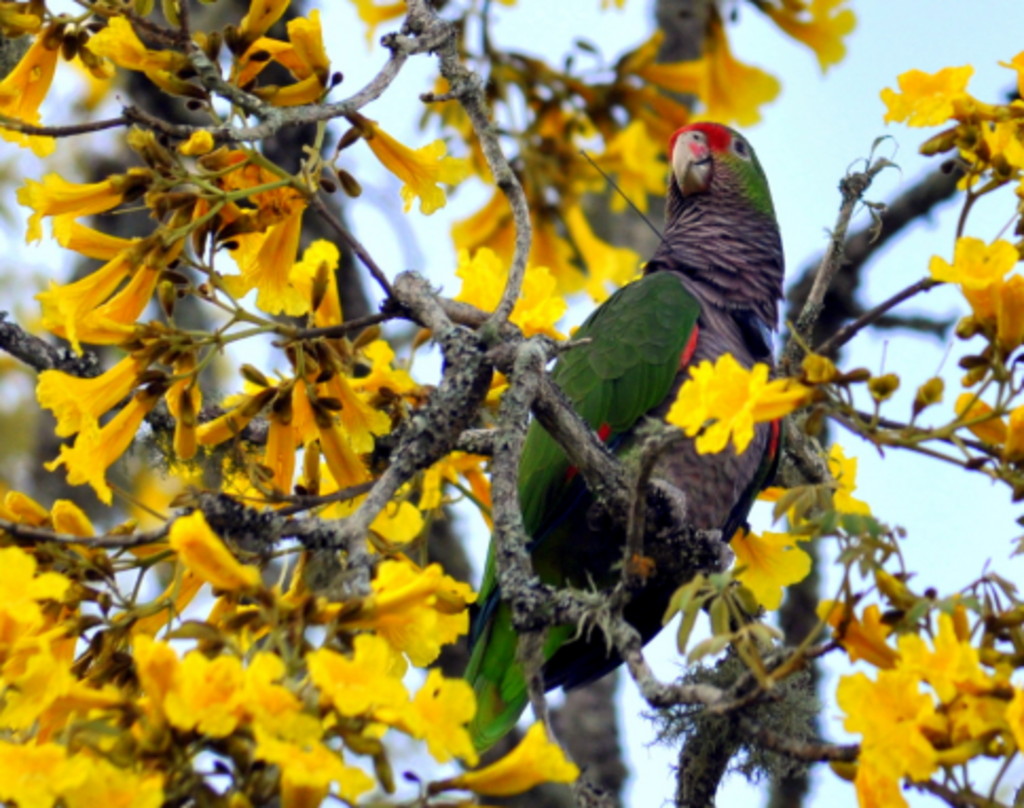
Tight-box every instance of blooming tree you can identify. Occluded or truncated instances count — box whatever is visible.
[0,2,1021,808]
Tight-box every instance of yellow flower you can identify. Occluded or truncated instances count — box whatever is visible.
[370,500,424,545]
[90,16,183,73]
[60,757,163,808]
[225,203,310,316]
[451,189,515,259]
[421,451,492,515]
[947,694,1008,745]
[1005,405,1024,463]
[955,393,1007,446]
[453,248,567,339]
[838,668,939,783]
[255,727,375,808]
[1,640,122,731]
[637,18,780,127]
[593,121,665,213]
[881,65,974,127]
[1001,51,1024,98]
[178,130,215,155]
[827,444,871,515]
[238,0,291,44]
[762,0,856,73]
[36,251,135,355]
[996,274,1024,353]
[668,354,811,455]
[244,653,321,743]
[532,216,585,295]
[164,651,246,737]
[0,546,70,660]
[323,373,391,454]
[166,355,202,462]
[45,391,160,504]
[1,490,49,525]
[50,500,95,537]
[316,414,372,493]
[897,613,995,704]
[0,5,43,37]
[54,219,137,260]
[450,721,580,796]
[351,340,418,397]
[801,353,837,384]
[307,634,409,718]
[59,266,161,349]
[36,355,143,438]
[1007,687,1024,752]
[345,558,475,665]
[978,120,1024,172]
[363,119,469,214]
[289,239,343,327]
[818,601,899,669]
[132,634,179,721]
[196,388,276,447]
[852,762,910,808]
[564,205,639,302]
[352,0,407,46]
[168,510,262,593]
[0,742,81,808]
[0,33,59,156]
[18,171,146,244]
[263,408,298,496]
[730,528,811,610]
[406,669,478,765]
[254,71,324,108]
[286,10,330,85]
[128,566,204,638]
[929,237,1019,289]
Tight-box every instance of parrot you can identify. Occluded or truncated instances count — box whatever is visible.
[465,122,786,752]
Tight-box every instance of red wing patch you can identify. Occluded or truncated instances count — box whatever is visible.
[768,419,781,458]
[566,422,613,482]
[679,325,700,370]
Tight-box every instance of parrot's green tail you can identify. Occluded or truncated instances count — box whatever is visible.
[466,605,579,751]
[465,605,529,752]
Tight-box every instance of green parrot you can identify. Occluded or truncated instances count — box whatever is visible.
[465,122,785,751]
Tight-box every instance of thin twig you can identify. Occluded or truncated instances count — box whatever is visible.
[274,481,377,517]
[814,277,939,356]
[624,426,683,588]
[0,518,169,548]
[0,114,130,138]
[912,780,1009,808]
[290,311,395,341]
[405,0,532,332]
[785,154,894,370]
[310,195,395,300]
[736,717,858,762]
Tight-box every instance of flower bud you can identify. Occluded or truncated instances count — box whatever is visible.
[868,373,900,403]
[912,377,944,417]
[801,353,837,384]
[336,168,363,198]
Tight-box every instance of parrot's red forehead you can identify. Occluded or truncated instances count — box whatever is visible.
[668,123,733,157]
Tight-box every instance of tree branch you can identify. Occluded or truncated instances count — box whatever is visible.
[0,313,102,377]
[784,153,894,370]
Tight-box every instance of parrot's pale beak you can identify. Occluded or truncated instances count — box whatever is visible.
[672,140,713,196]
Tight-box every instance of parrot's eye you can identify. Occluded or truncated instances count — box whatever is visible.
[732,139,750,160]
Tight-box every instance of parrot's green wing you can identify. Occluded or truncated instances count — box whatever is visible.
[466,272,700,751]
